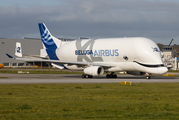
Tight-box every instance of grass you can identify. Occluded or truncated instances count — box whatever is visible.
[0,77,8,79]
[168,70,179,72]
[0,69,83,74]
[0,83,179,119]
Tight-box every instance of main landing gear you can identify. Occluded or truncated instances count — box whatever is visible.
[82,74,93,79]
[106,72,117,78]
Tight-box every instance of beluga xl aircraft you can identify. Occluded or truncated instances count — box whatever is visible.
[6,23,168,79]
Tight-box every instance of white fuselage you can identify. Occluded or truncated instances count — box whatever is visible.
[56,37,167,75]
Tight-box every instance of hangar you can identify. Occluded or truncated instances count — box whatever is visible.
[0,37,46,68]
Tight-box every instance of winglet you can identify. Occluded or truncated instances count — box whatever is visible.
[51,63,64,69]
[6,53,13,58]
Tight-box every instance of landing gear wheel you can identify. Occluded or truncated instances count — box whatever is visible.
[82,74,93,79]
[110,74,114,78]
[82,74,86,78]
[114,74,117,78]
[106,73,117,78]
[146,76,151,79]
[106,74,110,78]
[88,75,93,78]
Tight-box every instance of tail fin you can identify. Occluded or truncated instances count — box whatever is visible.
[38,23,59,60]
[15,42,22,57]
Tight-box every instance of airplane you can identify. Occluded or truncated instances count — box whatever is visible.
[6,23,168,79]
[15,42,49,59]
[15,42,22,57]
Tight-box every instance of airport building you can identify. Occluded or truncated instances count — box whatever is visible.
[0,38,45,68]
[161,45,179,70]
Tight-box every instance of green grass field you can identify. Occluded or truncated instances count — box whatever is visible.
[0,83,179,120]
[0,69,84,74]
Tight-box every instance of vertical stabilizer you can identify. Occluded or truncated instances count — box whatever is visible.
[38,23,59,60]
[38,23,57,49]
[15,42,22,57]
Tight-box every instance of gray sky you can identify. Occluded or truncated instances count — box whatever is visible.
[0,0,179,45]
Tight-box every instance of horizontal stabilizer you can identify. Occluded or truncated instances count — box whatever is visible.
[6,53,13,58]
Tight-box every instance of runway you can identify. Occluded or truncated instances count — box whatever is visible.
[0,73,179,84]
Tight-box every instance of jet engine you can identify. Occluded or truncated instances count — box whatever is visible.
[126,71,145,76]
[84,66,104,76]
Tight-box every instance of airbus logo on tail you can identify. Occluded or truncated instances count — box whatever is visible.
[41,29,54,45]
[39,23,56,48]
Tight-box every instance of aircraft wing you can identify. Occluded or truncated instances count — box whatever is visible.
[21,54,49,59]
[6,53,111,68]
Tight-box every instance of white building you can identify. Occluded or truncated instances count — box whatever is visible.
[161,45,178,70]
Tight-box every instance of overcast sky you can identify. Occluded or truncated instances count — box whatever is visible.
[0,0,179,45]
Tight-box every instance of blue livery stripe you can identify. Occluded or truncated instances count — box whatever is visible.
[38,23,59,60]
[6,53,13,58]
[46,49,59,60]
[38,23,57,49]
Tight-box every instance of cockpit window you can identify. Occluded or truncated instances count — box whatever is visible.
[133,61,164,68]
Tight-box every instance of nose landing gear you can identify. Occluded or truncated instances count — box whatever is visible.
[146,73,151,79]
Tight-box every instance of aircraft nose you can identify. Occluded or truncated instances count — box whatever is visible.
[158,67,168,74]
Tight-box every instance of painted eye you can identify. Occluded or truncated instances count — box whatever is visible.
[123,56,128,60]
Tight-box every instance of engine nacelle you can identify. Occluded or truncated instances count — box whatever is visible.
[84,66,104,76]
[126,71,145,76]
